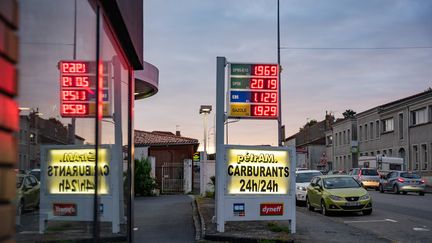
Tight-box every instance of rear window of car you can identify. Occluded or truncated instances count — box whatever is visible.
[400,172,421,179]
[361,169,379,176]
[296,172,322,183]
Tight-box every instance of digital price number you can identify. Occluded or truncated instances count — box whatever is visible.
[59,61,110,117]
[228,63,279,119]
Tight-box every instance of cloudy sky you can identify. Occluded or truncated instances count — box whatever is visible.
[136,0,432,153]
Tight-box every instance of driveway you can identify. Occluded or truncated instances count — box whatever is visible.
[134,195,195,243]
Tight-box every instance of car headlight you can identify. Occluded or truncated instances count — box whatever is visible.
[359,194,370,200]
[328,195,344,201]
[296,186,307,191]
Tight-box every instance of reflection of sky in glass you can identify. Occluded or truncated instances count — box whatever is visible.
[18,0,98,143]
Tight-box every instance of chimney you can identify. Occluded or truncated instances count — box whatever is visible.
[176,130,181,136]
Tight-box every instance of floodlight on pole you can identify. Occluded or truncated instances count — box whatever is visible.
[199,105,212,196]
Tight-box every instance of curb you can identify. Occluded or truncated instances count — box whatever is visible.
[190,195,204,241]
[35,235,127,243]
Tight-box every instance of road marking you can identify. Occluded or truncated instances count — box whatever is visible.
[413,227,430,232]
[133,227,138,231]
[344,219,397,224]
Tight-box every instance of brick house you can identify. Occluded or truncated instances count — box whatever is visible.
[134,130,199,192]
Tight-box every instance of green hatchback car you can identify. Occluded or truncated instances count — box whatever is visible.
[16,173,40,214]
[306,175,372,216]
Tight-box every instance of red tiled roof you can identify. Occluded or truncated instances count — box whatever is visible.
[134,130,199,146]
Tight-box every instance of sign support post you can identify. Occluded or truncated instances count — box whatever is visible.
[215,56,227,232]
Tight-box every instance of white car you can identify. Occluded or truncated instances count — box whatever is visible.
[295,170,322,203]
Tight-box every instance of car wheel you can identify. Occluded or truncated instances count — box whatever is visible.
[419,192,425,196]
[393,185,400,194]
[306,197,314,211]
[379,184,384,193]
[321,200,330,216]
[363,209,372,215]
[402,191,407,195]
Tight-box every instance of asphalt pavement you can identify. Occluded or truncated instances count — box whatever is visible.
[134,195,195,243]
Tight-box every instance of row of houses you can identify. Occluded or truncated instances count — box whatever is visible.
[286,89,432,175]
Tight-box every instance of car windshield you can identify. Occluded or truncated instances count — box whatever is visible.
[323,177,361,189]
[296,172,322,183]
[16,177,24,188]
[361,169,379,176]
[400,172,421,179]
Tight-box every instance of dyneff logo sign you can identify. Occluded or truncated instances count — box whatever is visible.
[260,203,284,216]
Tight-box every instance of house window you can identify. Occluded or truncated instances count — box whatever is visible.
[371,152,374,156]
[343,131,346,144]
[399,113,404,139]
[370,122,374,139]
[383,118,394,132]
[347,129,351,142]
[364,124,368,140]
[389,149,393,156]
[429,106,432,122]
[339,132,342,145]
[335,133,338,146]
[376,150,380,155]
[421,144,427,170]
[411,108,427,125]
[327,135,333,145]
[383,150,387,156]
[413,145,419,170]
[376,120,380,138]
[359,126,363,141]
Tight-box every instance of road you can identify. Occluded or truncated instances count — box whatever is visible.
[134,195,195,243]
[297,190,432,242]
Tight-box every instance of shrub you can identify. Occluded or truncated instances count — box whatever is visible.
[135,157,157,196]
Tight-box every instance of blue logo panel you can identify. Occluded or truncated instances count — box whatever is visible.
[230,91,251,103]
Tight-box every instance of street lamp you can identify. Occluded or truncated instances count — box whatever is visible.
[199,105,212,196]
[199,105,212,157]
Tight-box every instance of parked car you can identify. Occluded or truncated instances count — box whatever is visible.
[379,171,426,196]
[29,168,41,181]
[327,170,347,175]
[295,170,322,204]
[349,168,380,190]
[306,175,372,216]
[16,173,40,214]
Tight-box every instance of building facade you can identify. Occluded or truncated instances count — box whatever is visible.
[285,114,334,170]
[357,89,432,173]
[325,117,358,172]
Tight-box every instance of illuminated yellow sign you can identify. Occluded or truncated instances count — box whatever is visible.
[226,148,290,194]
[47,148,110,194]
[229,104,250,117]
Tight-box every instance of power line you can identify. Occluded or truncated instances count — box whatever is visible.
[280,46,432,50]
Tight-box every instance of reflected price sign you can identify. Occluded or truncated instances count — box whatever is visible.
[59,60,111,118]
[228,63,279,119]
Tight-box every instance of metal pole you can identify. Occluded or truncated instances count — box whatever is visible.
[93,6,101,242]
[215,57,226,232]
[204,113,208,159]
[277,0,283,146]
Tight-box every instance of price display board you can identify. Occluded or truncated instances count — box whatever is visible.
[228,63,279,119]
[59,61,111,118]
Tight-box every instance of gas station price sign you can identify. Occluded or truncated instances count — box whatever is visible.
[228,63,279,119]
[59,61,111,118]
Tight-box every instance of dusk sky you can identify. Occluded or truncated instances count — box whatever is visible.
[136,0,432,153]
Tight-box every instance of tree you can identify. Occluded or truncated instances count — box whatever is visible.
[342,109,356,119]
